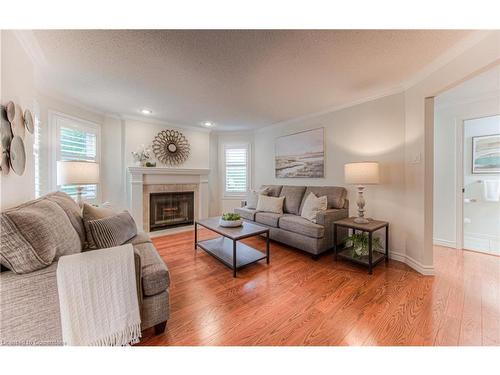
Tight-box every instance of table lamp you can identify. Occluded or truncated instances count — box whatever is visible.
[344,161,379,223]
[57,160,100,205]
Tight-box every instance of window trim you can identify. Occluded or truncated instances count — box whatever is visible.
[48,111,101,201]
[221,142,251,199]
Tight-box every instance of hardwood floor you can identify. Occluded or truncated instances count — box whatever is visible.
[139,229,500,346]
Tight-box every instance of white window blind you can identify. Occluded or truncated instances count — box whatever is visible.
[224,146,248,194]
[53,115,100,202]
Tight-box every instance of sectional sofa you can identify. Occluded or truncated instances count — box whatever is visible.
[235,185,349,258]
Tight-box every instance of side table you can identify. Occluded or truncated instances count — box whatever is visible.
[333,217,389,274]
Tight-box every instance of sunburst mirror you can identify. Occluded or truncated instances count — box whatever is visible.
[152,129,190,166]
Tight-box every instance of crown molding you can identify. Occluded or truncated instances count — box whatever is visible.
[13,30,48,68]
[256,86,405,133]
[402,30,495,90]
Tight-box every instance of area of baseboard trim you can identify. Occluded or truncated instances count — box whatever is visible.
[433,238,457,248]
[390,251,435,276]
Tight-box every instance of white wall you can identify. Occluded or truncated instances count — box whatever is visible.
[403,31,499,273]
[254,93,407,254]
[0,31,36,209]
[99,117,211,212]
[434,72,500,248]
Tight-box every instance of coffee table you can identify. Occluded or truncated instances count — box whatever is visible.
[194,217,270,277]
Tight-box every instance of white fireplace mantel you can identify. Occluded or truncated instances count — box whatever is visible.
[127,166,210,231]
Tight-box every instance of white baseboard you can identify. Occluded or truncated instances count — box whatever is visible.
[433,238,457,248]
[390,251,435,276]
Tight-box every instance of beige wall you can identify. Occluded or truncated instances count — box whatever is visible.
[254,93,407,255]
[0,31,36,209]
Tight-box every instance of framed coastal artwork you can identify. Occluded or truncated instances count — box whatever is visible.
[472,134,500,174]
[275,127,324,178]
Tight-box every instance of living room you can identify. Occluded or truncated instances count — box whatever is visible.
[1,1,499,374]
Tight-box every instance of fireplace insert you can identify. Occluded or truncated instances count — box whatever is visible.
[149,191,194,231]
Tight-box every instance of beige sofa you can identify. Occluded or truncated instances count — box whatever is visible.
[0,192,169,346]
[235,185,349,259]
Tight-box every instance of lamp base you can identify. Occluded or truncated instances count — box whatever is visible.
[354,217,370,224]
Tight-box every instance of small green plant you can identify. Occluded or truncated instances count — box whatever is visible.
[345,233,383,258]
[221,213,241,221]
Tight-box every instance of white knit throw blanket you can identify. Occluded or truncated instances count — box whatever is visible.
[56,244,141,346]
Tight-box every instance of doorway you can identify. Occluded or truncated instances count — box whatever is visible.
[462,115,500,255]
[433,65,500,255]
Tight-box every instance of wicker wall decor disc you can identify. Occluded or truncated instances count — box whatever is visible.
[152,129,190,166]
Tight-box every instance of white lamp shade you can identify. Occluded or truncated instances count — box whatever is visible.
[57,161,100,185]
[344,162,379,185]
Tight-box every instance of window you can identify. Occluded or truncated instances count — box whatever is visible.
[50,112,100,202]
[224,144,249,195]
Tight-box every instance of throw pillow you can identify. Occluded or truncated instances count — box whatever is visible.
[246,187,270,209]
[85,211,138,249]
[300,192,328,223]
[256,195,285,214]
[82,203,117,249]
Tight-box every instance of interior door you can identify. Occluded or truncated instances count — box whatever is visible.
[462,115,500,255]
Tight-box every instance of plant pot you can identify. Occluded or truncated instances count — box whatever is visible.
[219,218,243,227]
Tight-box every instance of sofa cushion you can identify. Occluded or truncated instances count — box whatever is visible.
[300,186,347,211]
[85,211,138,249]
[0,199,81,274]
[256,195,285,214]
[260,185,283,197]
[255,212,282,227]
[279,185,306,215]
[133,242,170,296]
[234,207,257,221]
[279,214,325,239]
[0,263,63,345]
[46,192,86,248]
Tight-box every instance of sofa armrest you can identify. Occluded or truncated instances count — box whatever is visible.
[133,249,143,306]
[316,208,349,246]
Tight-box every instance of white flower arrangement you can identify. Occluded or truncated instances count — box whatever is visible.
[131,144,152,166]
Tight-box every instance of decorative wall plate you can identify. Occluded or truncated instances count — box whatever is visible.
[0,144,9,175]
[9,136,26,175]
[1,106,13,149]
[152,129,190,166]
[24,109,34,134]
[11,104,25,139]
[6,101,16,123]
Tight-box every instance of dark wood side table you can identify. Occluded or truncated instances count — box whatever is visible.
[333,217,389,274]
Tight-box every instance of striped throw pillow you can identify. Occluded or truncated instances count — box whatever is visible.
[84,211,137,249]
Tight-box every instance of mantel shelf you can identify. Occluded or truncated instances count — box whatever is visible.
[127,166,210,176]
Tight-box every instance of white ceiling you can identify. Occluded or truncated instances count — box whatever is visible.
[30,30,474,130]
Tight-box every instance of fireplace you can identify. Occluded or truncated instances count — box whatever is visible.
[149,191,194,231]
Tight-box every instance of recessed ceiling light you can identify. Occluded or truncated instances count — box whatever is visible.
[202,121,214,127]
[141,108,153,115]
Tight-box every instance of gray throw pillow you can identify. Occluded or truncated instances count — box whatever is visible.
[85,211,138,249]
[82,203,116,249]
[246,187,270,209]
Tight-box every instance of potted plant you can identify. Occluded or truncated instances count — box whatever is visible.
[219,213,242,227]
[345,232,383,258]
[131,144,152,166]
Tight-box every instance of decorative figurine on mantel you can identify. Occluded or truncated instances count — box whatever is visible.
[131,144,152,167]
